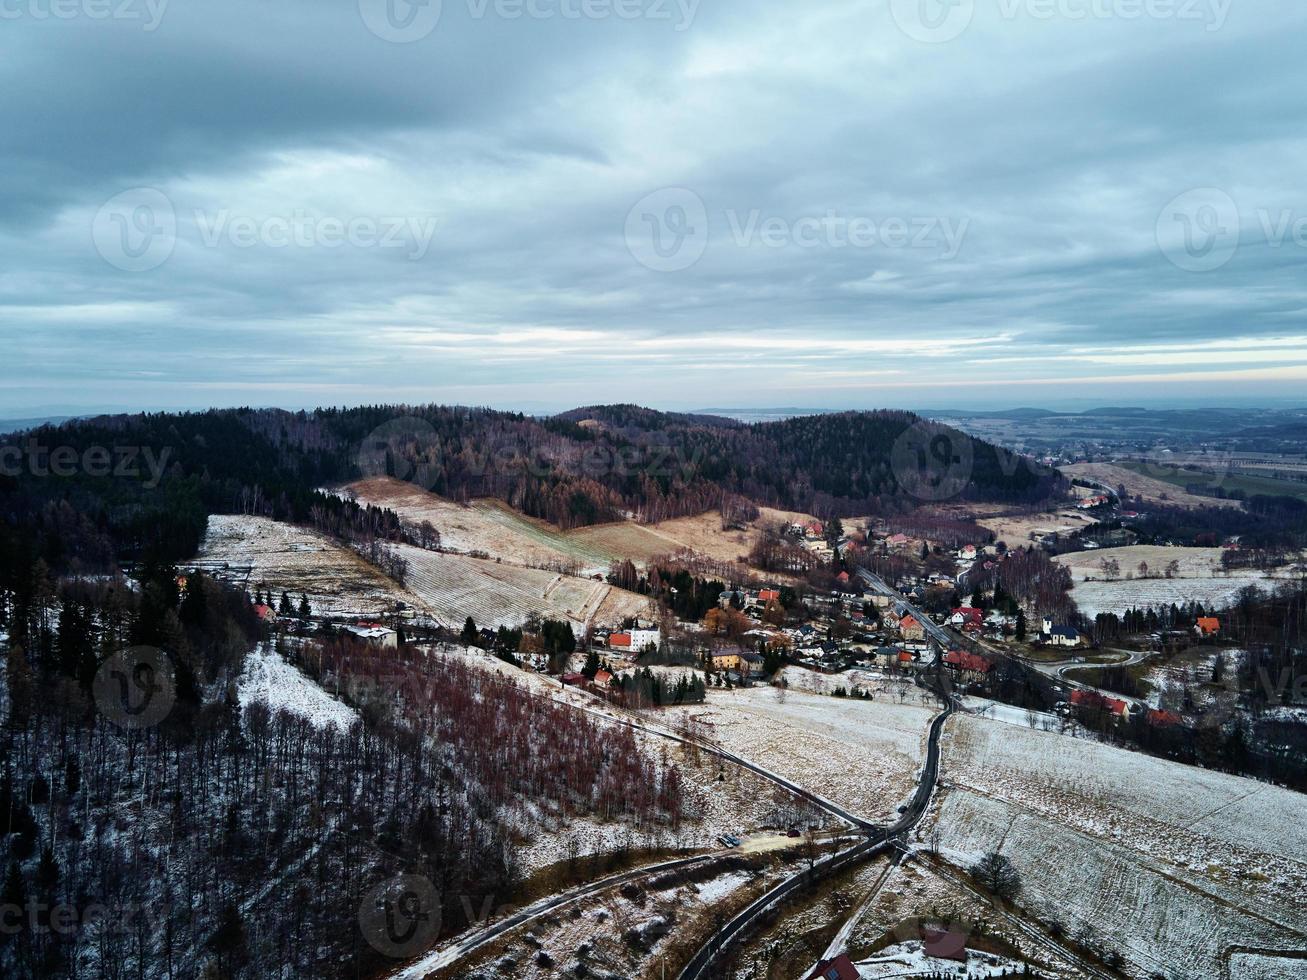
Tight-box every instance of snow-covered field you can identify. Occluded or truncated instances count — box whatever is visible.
[198,514,420,616]
[663,686,938,825]
[345,477,622,575]
[390,541,652,629]
[345,477,819,578]
[1069,575,1273,617]
[1054,544,1298,615]
[855,941,1025,979]
[1229,952,1307,979]
[197,514,651,629]
[929,715,1307,978]
[237,645,359,731]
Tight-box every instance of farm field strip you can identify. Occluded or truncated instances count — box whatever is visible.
[930,715,1307,977]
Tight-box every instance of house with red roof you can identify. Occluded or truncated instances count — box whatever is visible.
[1071,688,1133,718]
[806,954,859,980]
[899,615,925,641]
[1195,617,1221,637]
[949,607,984,629]
[944,650,994,676]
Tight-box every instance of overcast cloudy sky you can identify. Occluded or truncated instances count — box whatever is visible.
[1,0,1304,416]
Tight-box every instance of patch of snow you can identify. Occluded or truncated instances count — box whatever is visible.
[237,645,359,731]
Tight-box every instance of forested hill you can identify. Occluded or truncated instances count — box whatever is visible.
[0,404,1059,573]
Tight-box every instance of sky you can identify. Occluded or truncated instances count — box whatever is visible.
[2,0,1306,417]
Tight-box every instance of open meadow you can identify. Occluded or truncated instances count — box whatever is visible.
[197,514,652,629]
[663,685,938,825]
[928,715,1307,979]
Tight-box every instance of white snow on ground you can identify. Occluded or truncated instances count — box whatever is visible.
[662,685,937,825]
[197,514,651,629]
[855,940,1025,978]
[929,715,1307,978]
[692,870,754,904]
[237,645,359,731]
[1069,575,1272,617]
[445,647,785,873]
[962,696,1061,732]
[1229,952,1307,979]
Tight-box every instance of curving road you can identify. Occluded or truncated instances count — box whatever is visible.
[675,683,957,980]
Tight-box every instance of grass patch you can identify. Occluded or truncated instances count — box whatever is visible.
[1116,461,1307,503]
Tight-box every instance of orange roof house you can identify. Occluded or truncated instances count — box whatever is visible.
[1196,617,1220,636]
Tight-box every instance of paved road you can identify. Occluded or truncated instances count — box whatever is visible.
[384,692,874,979]
[856,568,956,653]
[675,681,957,980]
[386,852,721,979]
[1007,646,1153,713]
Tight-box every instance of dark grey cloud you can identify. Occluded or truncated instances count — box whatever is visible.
[2,0,1306,414]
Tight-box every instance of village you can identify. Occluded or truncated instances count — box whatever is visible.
[230,507,1239,740]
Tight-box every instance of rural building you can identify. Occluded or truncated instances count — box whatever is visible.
[949,607,984,629]
[711,651,744,671]
[1196,617,1221,637]
[1043,620,1081,647]
[899,615,926,641]
[609,628,660,652]
[806,954,858,980]
[1071,688,1133,719]
[342,623,398,648]
[944,650,994,677]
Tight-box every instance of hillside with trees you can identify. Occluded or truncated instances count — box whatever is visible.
[0,405,1061,578]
